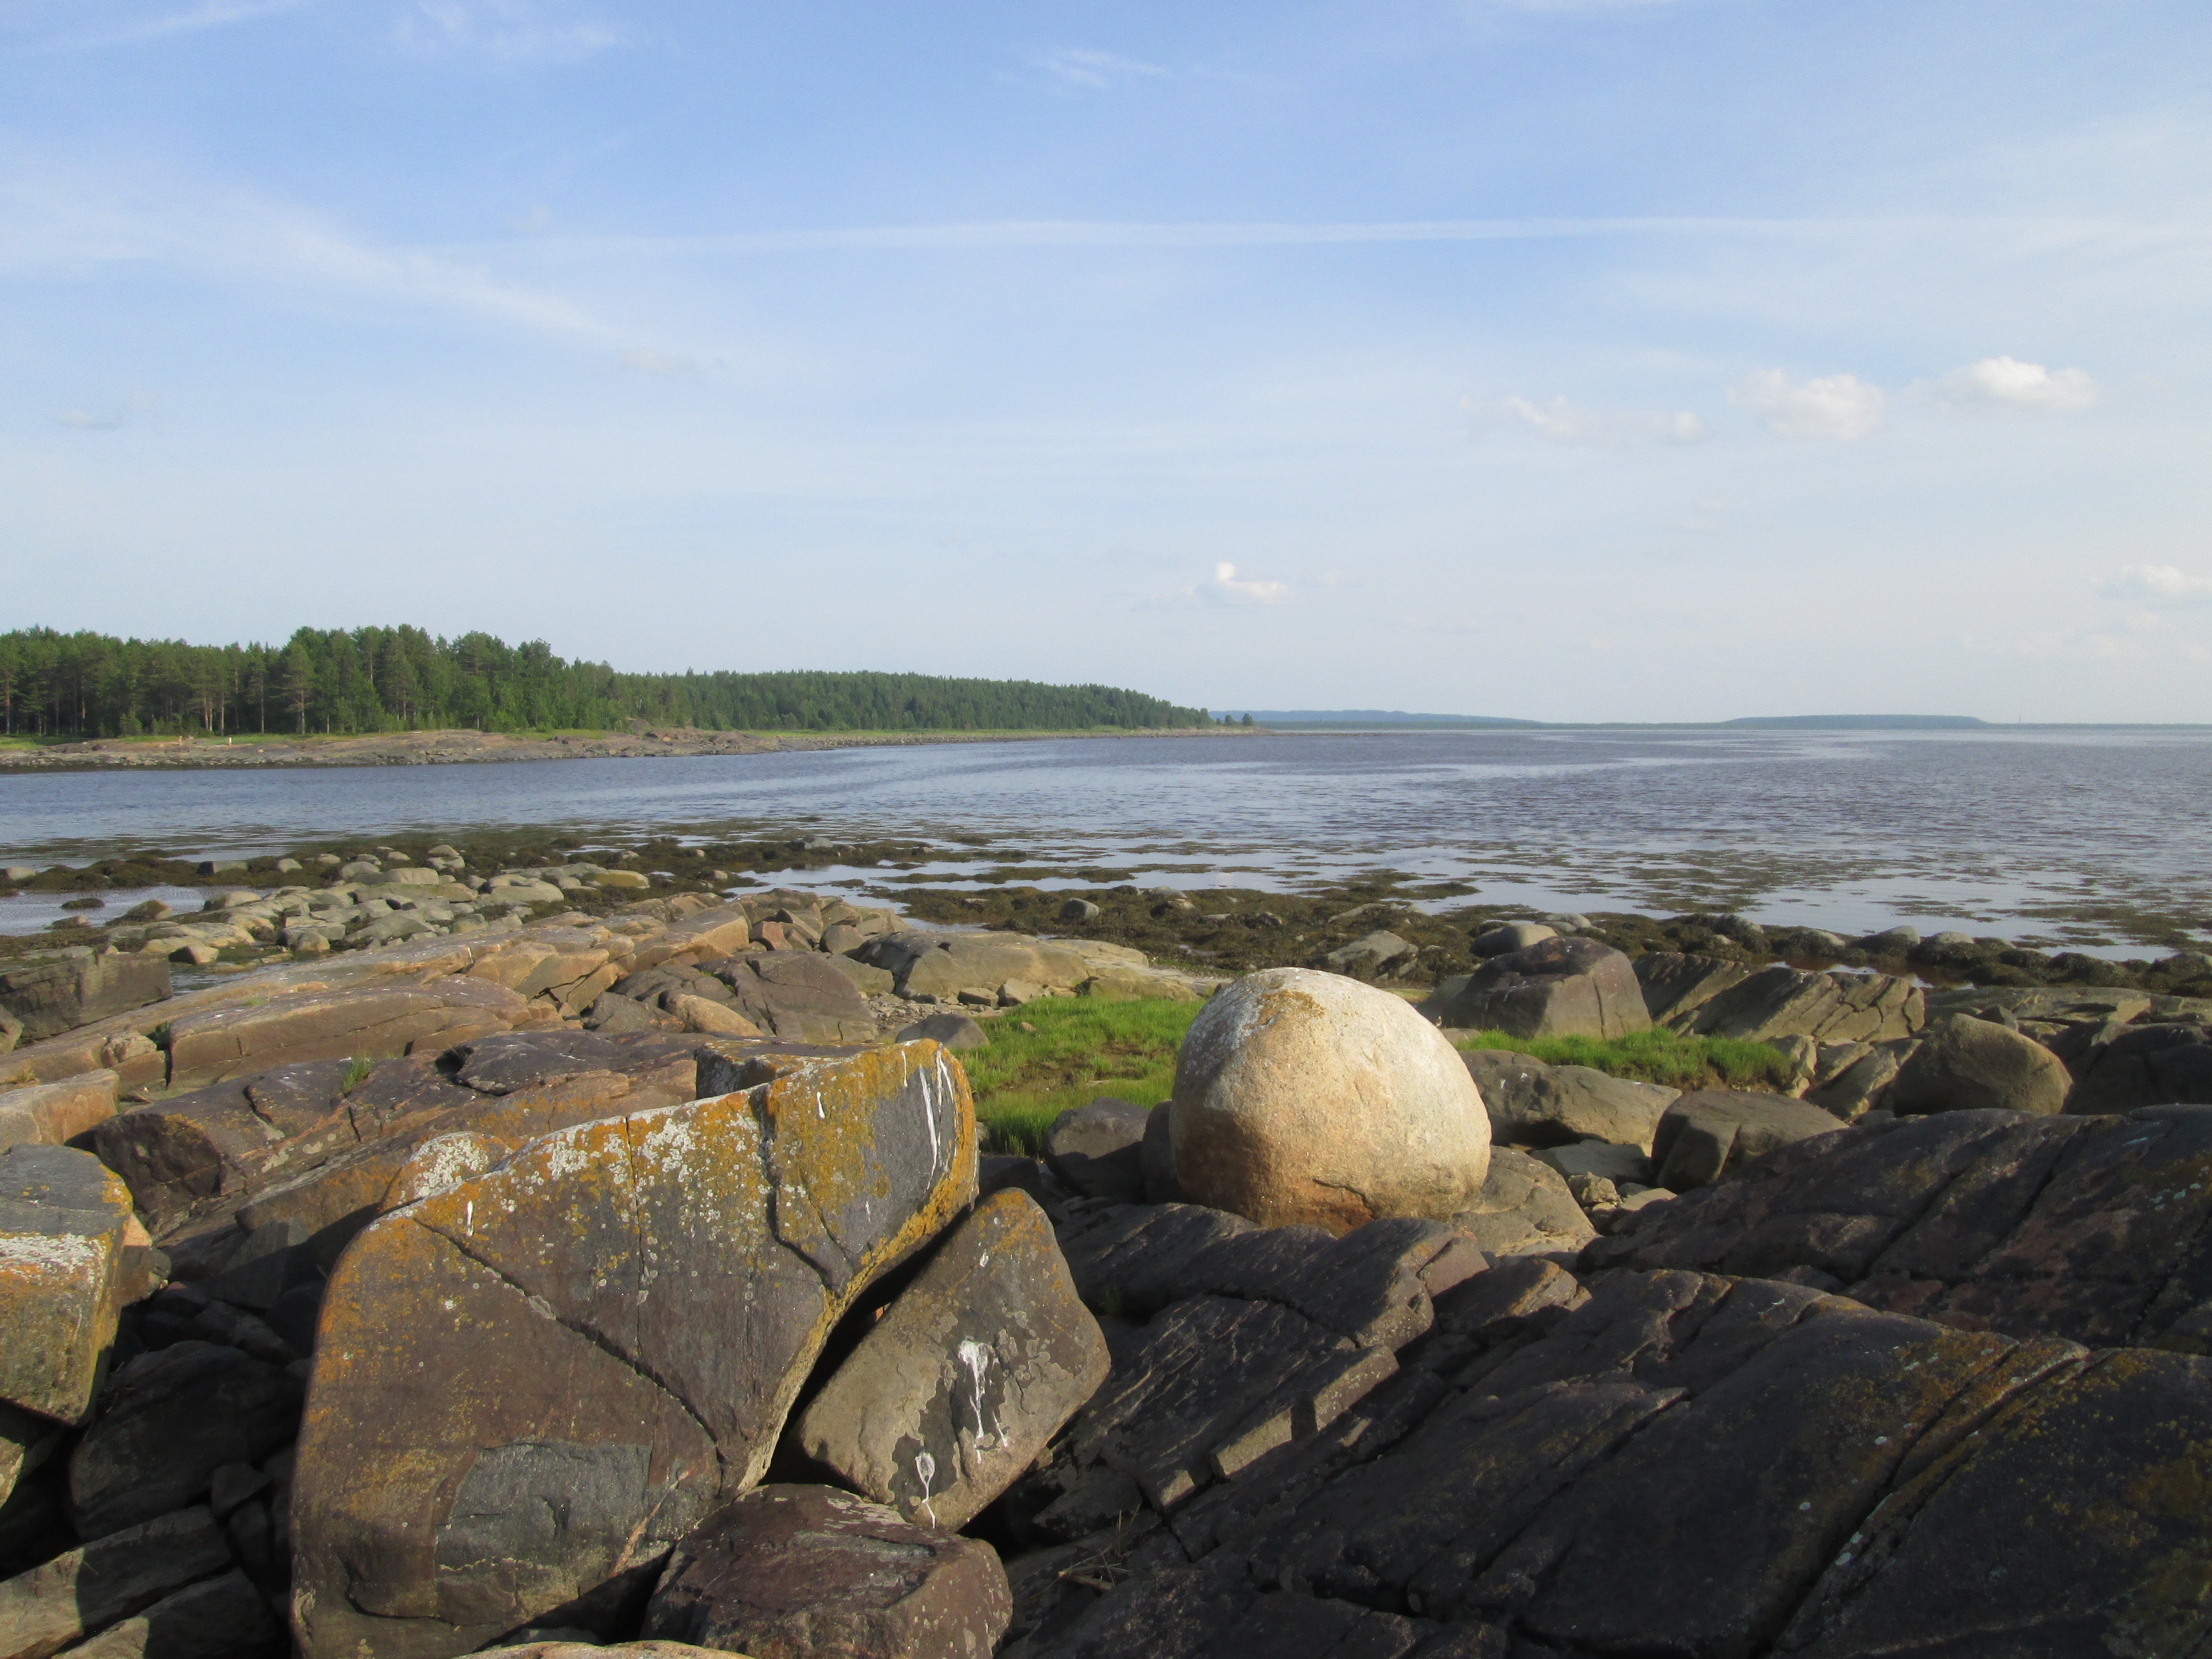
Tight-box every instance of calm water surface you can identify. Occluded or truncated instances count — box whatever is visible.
[2,729,2207,949]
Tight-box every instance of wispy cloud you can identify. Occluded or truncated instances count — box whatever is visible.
[1928,355,2099,413]
[2100,565,2212,608]
[1023,47,1170,92]
[1477,392,1705,446]
[618,348,705,375]
[55,389,156,430]
[1729,368,1887,440]
[394,0,621,63]
[1206,562,1288,604]
[0,154,615,343]
[40,0,317,49]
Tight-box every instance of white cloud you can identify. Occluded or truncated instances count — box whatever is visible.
[1729,369,1887,440]
[395,0,621,63]
[37,0,318,49]
[1482,393,1705,446]
[1929,356,2099,412]
[55,390,156,431]
[1206,562,1289,604]
[618,349,698,375]
[2100,565,2212,608]
[1025,48,1170,92]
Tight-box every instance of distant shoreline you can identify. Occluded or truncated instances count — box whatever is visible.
[0,723,1256,775]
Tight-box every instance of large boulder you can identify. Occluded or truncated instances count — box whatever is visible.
[1419,938,1649,1040]
[0,1146,136,1441]
[2065,1023,2212,1115]
[0,952,170,1046]
[1649,1090,1848,1190]
[709,951,877,1044]
[640,1485,1012,1659]
[797,1190,1110,1531]
[1670,964,1923,1045]
[1887,1015,2070,1116]
[1042,1098,1150,1202]
[1633,952,1752,1027]
[1172,969,1491,1233]
[1459,1049,1676,1150]
[291,1043,978,1659]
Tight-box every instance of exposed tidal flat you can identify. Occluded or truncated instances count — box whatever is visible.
[2,726,2208,955]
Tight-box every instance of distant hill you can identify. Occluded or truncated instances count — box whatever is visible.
[1227,709,1540,727]
[1719,715,1991,731]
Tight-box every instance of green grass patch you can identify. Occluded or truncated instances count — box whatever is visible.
[1453,1027,1793,1092]
[962,997,1203,1154]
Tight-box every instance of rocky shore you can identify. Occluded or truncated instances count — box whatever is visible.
[0,725,1244,773]
[1,835,2211,1657]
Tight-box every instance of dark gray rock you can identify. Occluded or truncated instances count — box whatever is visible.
[1043,1098,1151,1202]
[0,1503,230,1659]
[1887,1014,2070,1115]
[642,1485,1012,1659]
[66,1342,303,1538]
[2065,1023,2212,1115]
[1650,1090,1847,1190]
[798,1190,1109,1531]
[0,953,171,1046]
[1140,1100,1182,1204]
[1321,931,1419,978]
[1632,951,1752,1027]
[895,1012,988,1052]
[61,1567,285,1657]
[1471,922,1555,958]
[708,950,878,1044]
[1419,938,1649,1040]
[580,991,660,1034]
[1458,1049,1677,1150]
[1446,1148,1596,1258]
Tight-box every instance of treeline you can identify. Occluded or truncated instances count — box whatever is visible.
[0,626,1214,737]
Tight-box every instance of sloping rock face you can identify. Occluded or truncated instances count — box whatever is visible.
[1587,1105,2212,1349]
[1421,938,1649,1041]
[1664,963,1925,1045]
[1460,1049,1676,1151]
[1173,970,1491,1234]
[1010,1253,2212,1658]
[0,1072,120,1156]
[291,1042,977,1659]
[2065,1022,2212,1115]
[0,954,171,1047]
[1649,1091,1849,1191]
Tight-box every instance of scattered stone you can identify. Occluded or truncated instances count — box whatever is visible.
[1042,1098,1151,1202]
[1059,899,1102,923]
[1419,938,1650,1040]
[1173,968,1491,1233]
[1886,1014,2071,1116]
[641,1485,1013,1659]
[1321,931,1419,978]
[799,1190,1110,1531]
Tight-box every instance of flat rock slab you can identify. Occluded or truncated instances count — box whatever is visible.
[0,1144,134,1431]
[0,1070,120,1155]
[641,1485,1012,1659]
[1018,1265,2212,1659]
[1674,964,1924,1046]
[292,1043,977,1659]
[0,1503,231,1659]
[706,952,878,1045]
[800,1190,1110,1531]
[1651,1090,1848,1190]
[162,977,536,1089]
[1587,1104,2212,1350]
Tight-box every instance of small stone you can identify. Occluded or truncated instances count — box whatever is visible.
[897,1013,988,1051]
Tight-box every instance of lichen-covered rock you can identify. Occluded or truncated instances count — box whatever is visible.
[0,1145,135,1443]
[799,1190,1109,1531]
[1173,969,1490,1234]
[641,1485,1012,1659]
[1671,963,1923,1045]
[291,1042,977,1659]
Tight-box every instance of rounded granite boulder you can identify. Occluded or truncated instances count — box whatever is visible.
[1171,968,1491,1234]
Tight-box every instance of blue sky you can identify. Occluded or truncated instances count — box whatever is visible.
[4,0,2209,721]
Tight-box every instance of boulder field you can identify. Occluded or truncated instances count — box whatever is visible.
[0,894,2209,1659]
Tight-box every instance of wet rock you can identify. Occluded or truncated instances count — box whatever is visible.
[291,1044,977,1659]
[1042,1099,1150,1202]
[1650,1090,1848,1190]
[0,1146,136,1443]
[641,1485,1012,1659]
[1887,1014,2070,1116]
[2064,1023,2212,1115]
[0,1071,120,1154]
[1174,969,1490,1234]
[1447,1148,1596,1258]
[0,1503,231,1659]
[66,1341,302,1539]
[1420,938,1649,1041]
[1458,1049,1676,1151]
[799,1190,1109,1531]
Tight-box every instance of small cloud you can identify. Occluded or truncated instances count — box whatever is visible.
[1207,562,1288,605]
[55,390,156,431]
[396,0,620,62]
[57,0,316,48]
[2100,564,2212,608]
[618,348,699,375]
[1025,47,1169,92]
[1476,393,1705,446]
[1928,356,2098,413]
[1729,369,1886,440]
